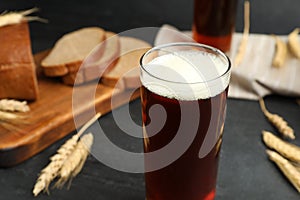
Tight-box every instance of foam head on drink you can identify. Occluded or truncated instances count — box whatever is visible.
[140,48,230,200]
[141,50,229,101]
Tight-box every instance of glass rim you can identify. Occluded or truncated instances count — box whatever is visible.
[140,42,231,85]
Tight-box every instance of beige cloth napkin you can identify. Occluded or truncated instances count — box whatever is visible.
[155,25,300,100]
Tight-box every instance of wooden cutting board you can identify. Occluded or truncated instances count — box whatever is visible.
[0,51,140,167]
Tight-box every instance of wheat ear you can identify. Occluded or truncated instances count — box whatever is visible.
[262,130,300,163]
[0,110,28,132]
[259,98,295,139]
[266,150,300,192]
[0,7,47,27]
[32,134,79,196]
[33,113,101,196]
[272,35,287,68]
[288,28,300,59]
[0,99,30,112]
[0,111,20,121]
[55,133,94,188]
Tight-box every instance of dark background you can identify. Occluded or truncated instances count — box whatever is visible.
[1,0,299,53]
[0,0,300,199]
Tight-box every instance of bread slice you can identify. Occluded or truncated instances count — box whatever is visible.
[41,27,106,77]
[0,21,39,100]
[101,37,151,89]
[62,31,120,85]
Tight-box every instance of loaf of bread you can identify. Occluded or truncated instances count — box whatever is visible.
[0,21,39,100]
[62,31,120,85]
[41,27,106,77]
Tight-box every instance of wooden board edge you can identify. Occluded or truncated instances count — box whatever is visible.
[0,89,140,167]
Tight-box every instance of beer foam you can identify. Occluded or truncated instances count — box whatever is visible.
[141,50,230,100]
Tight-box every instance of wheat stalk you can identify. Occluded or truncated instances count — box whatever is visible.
[288,28,300,59]
[0,110,29,132]
[33,113,101,196]
[0,111,19,121]
[266,150,300,192]
[0,99,30,112]
[262,130,300,163]
[272,35,287,68]
[55,133,94,188]
[234,0,250,66]
[0,7,47,27]
[33,134,79,196]
[259,98,295,139]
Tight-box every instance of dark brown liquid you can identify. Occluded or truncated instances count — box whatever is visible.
[193,0,238,52]
[141,86,228,200]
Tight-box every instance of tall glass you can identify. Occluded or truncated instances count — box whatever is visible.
[140,43,231,200]
[193,0,238,52]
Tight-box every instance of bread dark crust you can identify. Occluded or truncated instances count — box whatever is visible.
[41,27,106,77]
[0,21,39,100]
